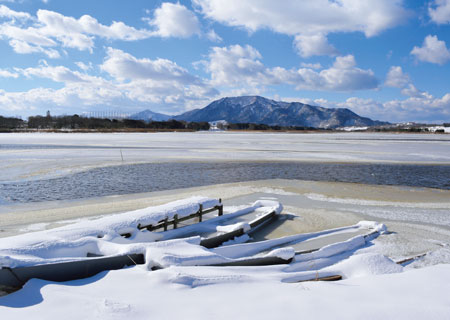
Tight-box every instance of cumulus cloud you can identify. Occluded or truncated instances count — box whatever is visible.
[75,61,93,72]
[101,47,199,84]
[385,66,410,88]
[384,65,432,99]
[0,69,18,78]
[297,55,378,91]
[295,94,450,123]
[0,3,217,58]
[294,33,338,57]
[205,44,268,87]
[429,0,450,24]
[0,4,31,20]
[204,44,378,91]
[0,48,218,116]
[21,65,95,83]
[193,0,409,57]
[147,2,200,38]
[400,84,431,99]
[411,35,450,65]
[0,5,152,57]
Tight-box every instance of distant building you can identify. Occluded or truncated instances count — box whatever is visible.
[208,120,228,131]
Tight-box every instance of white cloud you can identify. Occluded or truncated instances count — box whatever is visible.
[400,84,432,99]
[0,4,31,20]
[101,47,199,84]
[147,2,200,38]
[204,44,378,91]
[75,61,93,72]
[205,44,268,87]
[0,69,18,78]
[384,65,433,99]
[295,94,450,123]
[429,0,450,24]
[294,33,338,57]
[300,62,322,70]
[9,39,60,58]
[193,0,409,57]
[411,35,450,65]
[0,49,218,116]
[21,65,93,83]
[296,55,378,91]
[0,5,152,57]
[385,66,410,88]
[0,3,215,57]
[205,29,222,42]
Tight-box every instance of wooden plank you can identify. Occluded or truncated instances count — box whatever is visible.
[296,275,342,282]
[211,256,293,267]
[0,254,145,289]
[395,253,427,265]
[200,210,278,249]
[200,228,245,249]
[247,210,276,234]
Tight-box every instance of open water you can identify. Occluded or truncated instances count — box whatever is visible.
[1,162,449,204]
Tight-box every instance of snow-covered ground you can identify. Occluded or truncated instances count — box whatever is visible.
[1,132,449,182]
[1,180,450,319]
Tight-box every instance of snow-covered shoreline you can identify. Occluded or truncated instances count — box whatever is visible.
[1,179,450,319]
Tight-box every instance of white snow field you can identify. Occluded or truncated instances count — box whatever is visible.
[0,132,449,182]
[1,182,450,319]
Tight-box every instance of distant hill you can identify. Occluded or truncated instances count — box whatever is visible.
[174,96,387,128]
[129,109,171,122]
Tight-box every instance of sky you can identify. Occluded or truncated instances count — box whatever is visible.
[0,0,449,123]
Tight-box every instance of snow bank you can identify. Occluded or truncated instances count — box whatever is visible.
[145,237,295,269]
[0,197,219,267]
[295,235,366,262]
[406,246,450,268]
[0,197,288,268]
[145,237,229,268]
[330,253,403,279]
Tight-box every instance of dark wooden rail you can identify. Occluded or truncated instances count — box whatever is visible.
[135,199,223,232]
[200,209,277,249]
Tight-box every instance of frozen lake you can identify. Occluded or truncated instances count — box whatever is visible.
[1,132,449,183]
[1,132,449,203]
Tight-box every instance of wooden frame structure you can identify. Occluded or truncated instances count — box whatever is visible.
[136,199,224,232]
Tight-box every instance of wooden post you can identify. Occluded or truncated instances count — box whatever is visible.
[173,214,178,229]
[218,199,223,216]
[198,204,203,222]
[163,218,168,231]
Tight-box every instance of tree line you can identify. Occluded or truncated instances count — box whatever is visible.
[0,114,320,132]
[0,114,210,131]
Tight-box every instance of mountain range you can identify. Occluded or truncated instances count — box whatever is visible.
[129,109,171,122]
[130,96,387,128]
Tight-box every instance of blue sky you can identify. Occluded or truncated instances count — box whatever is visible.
[0,0,449,123]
